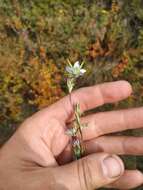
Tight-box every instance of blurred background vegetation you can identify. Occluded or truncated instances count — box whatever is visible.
[0,0,143,189]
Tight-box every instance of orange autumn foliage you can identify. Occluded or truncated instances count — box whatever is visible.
[112,53,129,78]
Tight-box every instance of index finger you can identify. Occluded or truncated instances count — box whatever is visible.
[46,80,132,122]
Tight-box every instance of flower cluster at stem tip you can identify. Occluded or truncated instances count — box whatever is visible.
[66,60,86,78]
[66,60,86,93]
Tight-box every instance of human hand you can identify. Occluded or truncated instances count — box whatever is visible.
[0,81,143,190]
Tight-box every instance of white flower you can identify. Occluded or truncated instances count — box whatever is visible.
[65,127,77,136]
[73,139,80,147]
[66,60,86,78]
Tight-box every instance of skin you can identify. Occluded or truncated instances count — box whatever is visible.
[0,80,143,190]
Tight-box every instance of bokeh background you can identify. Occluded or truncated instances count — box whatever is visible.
[0,0,143,189]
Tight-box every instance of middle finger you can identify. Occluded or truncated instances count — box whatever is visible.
[81,107,143,140]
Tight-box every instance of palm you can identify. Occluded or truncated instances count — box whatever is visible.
[17,114,69,167]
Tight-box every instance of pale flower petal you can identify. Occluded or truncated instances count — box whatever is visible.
[80,69,86,74]
[74,61,80,68]
[66,66,73,74]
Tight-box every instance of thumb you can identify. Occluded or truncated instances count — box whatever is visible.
[54,153,124,190]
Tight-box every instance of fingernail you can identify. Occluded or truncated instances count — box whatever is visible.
[102,155,124,178]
